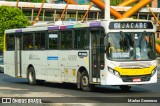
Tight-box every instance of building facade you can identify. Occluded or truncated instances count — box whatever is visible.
[151,0,160,40]
[152,0,160,8]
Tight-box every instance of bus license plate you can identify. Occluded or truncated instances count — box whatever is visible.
[133,78,141,82]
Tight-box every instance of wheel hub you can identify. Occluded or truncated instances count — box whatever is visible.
[29,72,33,83]
[82,76,88,86]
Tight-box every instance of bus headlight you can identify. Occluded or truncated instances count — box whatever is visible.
[108,67,114,73]
[114,71,120,77]
[151,68,156,76]
[108,67,121,78]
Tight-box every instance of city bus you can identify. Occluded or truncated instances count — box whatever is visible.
[4,18,157,91]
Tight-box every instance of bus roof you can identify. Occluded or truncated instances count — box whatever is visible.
[5,19,154,34]
[5,20,101,34]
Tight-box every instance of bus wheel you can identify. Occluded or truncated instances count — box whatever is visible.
[27,67,36,85]
[119,85,131,91]
[80,71,93,92]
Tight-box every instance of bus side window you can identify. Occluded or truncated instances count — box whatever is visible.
[74,29,89,49]
[23,33,34,50]
[35,32,46,50]
[48,33,58,50]
[61,31,72,50]
[6,35,15,50]
[6,34,15,50]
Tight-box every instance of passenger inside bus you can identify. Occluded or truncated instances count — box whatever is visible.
[140,35,155,60]
[29,44,33,49]
[140,35,149,59]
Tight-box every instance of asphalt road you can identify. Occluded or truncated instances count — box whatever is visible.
[157,57,160,78]
[0,72,160,106]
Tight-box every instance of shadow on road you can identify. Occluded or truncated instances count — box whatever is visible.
[0,73,153,97]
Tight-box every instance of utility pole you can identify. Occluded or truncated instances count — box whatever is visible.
[105,0,110,20]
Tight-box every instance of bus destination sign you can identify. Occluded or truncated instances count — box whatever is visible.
[109,22,153,29]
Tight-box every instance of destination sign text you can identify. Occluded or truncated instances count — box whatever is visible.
[109,22,153,29]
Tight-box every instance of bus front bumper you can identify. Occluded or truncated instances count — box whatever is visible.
[100,70,157,85]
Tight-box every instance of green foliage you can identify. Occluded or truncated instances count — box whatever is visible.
[102,0,123,6]
[0,6,30,52]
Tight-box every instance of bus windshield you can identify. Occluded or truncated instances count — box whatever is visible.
[106,32,156,61]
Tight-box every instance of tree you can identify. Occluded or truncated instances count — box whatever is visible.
[102,0,123,6]
[0,6,30,52]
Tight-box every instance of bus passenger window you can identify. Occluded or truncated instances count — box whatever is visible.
[74,29,89,49]
[35,33,46,50]
[23,33,34,50]
[6,34,15,50]
[49,33,58,49]
[61,31,72,50]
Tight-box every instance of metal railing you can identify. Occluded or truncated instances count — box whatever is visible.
[26,16,103,22]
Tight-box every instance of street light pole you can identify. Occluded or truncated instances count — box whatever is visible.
[105,0,110,20]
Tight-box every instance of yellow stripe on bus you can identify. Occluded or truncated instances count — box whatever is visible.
[114,66,155,76]
[3,33,6,52]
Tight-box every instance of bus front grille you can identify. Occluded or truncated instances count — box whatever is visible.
[121,75,151,82]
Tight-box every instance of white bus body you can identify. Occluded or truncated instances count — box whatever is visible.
[4,19,157,91]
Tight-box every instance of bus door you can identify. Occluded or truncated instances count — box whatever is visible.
[90,29,104,82]
[15,34,22,77]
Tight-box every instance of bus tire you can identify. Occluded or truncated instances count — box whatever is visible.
[119,85,131,91]
[80,71,93,92]
[27,67,36,85]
